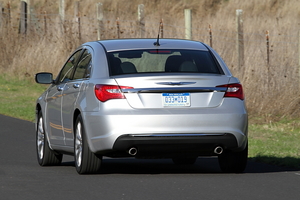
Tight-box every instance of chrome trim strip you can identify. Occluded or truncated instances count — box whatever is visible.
[130,133,226,137]
[122,87,227,93]
[156,82,196,85]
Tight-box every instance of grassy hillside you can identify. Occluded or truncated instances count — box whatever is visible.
[1,0,300,119]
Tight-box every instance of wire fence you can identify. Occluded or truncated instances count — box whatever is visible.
[1,0,300,116]
[0,1,299,82]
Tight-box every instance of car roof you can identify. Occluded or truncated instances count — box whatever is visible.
[94,39,208,52]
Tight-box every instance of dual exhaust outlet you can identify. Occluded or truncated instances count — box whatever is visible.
[128,147,138,156]
[213,146,223,155]
[127,146,224,156]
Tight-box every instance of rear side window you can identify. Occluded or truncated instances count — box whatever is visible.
[57,50,83,83]
[108,49,222,76]
[73,50,92,80]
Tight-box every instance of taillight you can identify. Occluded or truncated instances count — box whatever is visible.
[94,84,133,102]
[217,83,244,100]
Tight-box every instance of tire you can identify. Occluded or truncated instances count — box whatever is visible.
[172,156,198,165]
[218,144,248,173]
[74,115,102,174]
[36,112,63,166]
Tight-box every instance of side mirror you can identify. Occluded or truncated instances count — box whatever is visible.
[35,72,53,84]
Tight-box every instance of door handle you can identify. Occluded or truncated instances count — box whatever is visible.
[73,83,80,89]
[57,86,64,91]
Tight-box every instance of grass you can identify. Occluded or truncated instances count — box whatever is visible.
[249,118,300,168]
[248,118,300,169]
[0,74,299,169]
[0,75,47,122]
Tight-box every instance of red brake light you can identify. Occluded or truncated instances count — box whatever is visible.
[94,84,133,102]
[217,83,244,100]
[148,50,172,54]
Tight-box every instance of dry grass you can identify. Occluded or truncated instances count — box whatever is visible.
[1,0,300,119]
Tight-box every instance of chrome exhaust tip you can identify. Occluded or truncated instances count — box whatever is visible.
[214,146,223,155]
[128,147,138,156]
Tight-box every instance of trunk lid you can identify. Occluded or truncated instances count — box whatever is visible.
[114,74,231,109]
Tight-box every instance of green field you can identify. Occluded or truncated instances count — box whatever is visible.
[0,75,299,169]
[248,118,300,169]
[0,75,47,122]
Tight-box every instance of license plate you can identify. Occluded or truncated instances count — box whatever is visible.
[162,93,190,107]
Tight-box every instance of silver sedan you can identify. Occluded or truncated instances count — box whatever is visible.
[35,39,248,174]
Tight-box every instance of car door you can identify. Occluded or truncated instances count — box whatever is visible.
[62,48,92,147]
[46,49,83,146]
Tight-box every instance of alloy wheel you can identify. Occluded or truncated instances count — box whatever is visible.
[37,117,45,160]
[75,122,83,168]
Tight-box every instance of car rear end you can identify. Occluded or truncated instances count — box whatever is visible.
[86,39,247,159]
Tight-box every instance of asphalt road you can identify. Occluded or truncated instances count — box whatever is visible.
[0,114,299,200]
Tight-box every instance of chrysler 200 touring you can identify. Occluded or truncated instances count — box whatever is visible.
[35,39,248,174]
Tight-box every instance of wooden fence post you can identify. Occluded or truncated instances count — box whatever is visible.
[266,30,270,66]
[184,9,192,40]
[266,30,271,87]
[43,11,47,35]
[298,30,300,89]
[97,2,104,40]
[138,4,145,38]
[236,9,244,75]
[59,0,65,22]
[7,3,11,27]
[0,2,3,28]
[59,0,65,33]
[19,1,27,34]
[116,17,120,39]
[77,14,81,41]
[160,19,163,38]
[74,1,79,23]
[209,24,212,47]
[25,0,31,34]
[74,1,81,40]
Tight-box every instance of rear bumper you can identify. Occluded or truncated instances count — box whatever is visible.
[82,98,248,154]
[110,133,244,158]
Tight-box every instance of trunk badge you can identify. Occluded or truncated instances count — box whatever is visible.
[156,82,196,86]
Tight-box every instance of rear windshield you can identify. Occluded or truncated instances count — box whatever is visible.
[108,49,223,76]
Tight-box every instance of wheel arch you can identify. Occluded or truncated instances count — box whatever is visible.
[35,104,42,129]
[73,109,97,154]
[73,109,81,135]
